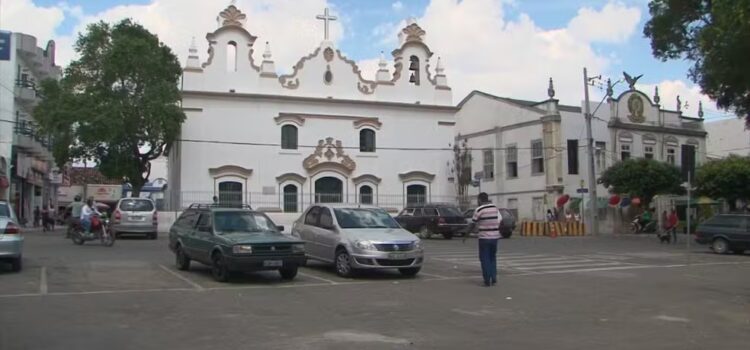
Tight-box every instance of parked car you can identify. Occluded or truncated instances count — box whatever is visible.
[459,207,516,239]
[168,204,306,282]
[292,205,423,277]
[394,204,467,239]
[0,201,23,272]
[112,198,158,239]
[695,214,750,254]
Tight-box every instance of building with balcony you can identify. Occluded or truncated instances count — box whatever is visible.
[0,31,61,223]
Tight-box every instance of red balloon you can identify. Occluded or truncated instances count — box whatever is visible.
[631,197,641,206]
[609,195,621,206]
[556,195,570,207]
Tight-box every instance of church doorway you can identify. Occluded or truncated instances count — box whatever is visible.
[314,177,343,203]
[406,184,426,206]
[283,184,298,212]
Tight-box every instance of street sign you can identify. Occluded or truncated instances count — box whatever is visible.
[576,188,589,194]
[0,31,11,61]
[473,171,484,180]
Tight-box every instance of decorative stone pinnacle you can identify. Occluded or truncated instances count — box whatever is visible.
[263,41,272,60]
[676,95,682,112]
[606,78,613,98]
[219,3,246,27]
[378,51,387,69]
[653,86,660,104]
[402,22,426,42]
[436,57,444,75]
[547,77,555,99]
[698,101,704,119]
[189,37,197,53]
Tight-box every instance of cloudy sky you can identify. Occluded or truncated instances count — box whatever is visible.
[0,0,736,120]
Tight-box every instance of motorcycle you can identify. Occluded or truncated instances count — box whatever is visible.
[71,214,115,247]
[630,215,657,234]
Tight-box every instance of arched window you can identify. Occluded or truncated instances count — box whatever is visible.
[227,41,237,72]
[359,185,373,205]
[281,125,298,150]
[218,181,242,206]
[359,129,376,153]
[408,55,420,85]
[406,184,426,206]
[283,184,298,213]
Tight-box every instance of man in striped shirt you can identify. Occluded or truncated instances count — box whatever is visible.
[472,192,502,287]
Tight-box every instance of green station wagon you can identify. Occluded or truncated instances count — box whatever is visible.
[168,204,306,282]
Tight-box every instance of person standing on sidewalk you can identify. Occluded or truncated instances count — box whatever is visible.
[668,209,679,244]
[472,192,502,287]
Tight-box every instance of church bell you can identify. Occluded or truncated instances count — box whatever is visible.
[409,73,417,83]
[409,60,419,70]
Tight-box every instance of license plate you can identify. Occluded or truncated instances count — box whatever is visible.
[389,253,408,259]
[263,260,283,267]
[129,216,145,221]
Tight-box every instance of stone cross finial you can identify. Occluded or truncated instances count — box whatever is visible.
[316,8,338,40]
[653,86,660,104]
[698,101,704,119]
[606,78,613,98]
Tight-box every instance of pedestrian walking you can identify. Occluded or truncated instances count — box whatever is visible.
[668,209,679,244]
[33,206,41,228]
[546,209,555,222]
[471,192,502,287]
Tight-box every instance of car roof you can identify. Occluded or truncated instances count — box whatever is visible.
[406,203,460,208]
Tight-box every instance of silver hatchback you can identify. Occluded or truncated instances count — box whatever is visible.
[112,198,158,239]
[292,205,423,277]
[0,201,23,272]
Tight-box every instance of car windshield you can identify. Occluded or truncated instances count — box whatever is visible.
[438,206,462,216]
[333,208,401,229]
[119,199,154,212]
[213,211,277,233]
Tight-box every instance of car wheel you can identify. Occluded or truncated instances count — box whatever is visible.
[712,238,730,254]
[418,226,432,239]
[442,232,453,240]
[399,267,420,277]
[71,232,84,245]
[335,249,355,278]
[279,266,298,280]
[149,232,158,240]
[175,245,191,271]
[501,231,512,239]
[10,257,22,272]
[211,252,231,282]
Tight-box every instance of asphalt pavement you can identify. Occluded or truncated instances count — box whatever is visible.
[0,230,748,350]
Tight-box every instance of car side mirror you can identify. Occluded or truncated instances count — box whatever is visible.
[276,225,285,232]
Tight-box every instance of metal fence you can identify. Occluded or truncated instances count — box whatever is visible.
[166,191,463,213]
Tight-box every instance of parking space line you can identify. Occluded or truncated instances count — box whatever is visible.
[298,271,339,285]
[158,265,205,291]
[40,267,48,295]
[514,262,623,270]
[418,272,449,279]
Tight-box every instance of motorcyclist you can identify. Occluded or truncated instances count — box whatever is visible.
[66,195,85,238]
[80,197,102,237]
[638,208,653,232]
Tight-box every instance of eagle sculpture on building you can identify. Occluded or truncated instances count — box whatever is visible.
[623,72,643,90]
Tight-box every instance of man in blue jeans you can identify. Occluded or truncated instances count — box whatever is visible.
[472,192,502,287]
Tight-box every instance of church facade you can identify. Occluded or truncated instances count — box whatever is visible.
[168,4,456,212]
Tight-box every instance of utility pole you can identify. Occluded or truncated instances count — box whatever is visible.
[583,67,599,236]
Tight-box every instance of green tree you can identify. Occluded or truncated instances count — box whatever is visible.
[695,155,750,210]
[35,19,185,195]
[643,0,750,124]
[599,159,683,206]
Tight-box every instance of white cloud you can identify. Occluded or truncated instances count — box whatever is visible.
[46,0,342,74]
[636,80,735,120]
[0,0,65,43]
[392,2,404,12]
[567,1,642,43]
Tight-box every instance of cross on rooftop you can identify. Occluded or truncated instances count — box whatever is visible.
[316,8,337,41]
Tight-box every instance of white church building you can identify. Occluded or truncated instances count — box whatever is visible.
[168,4,457,213]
